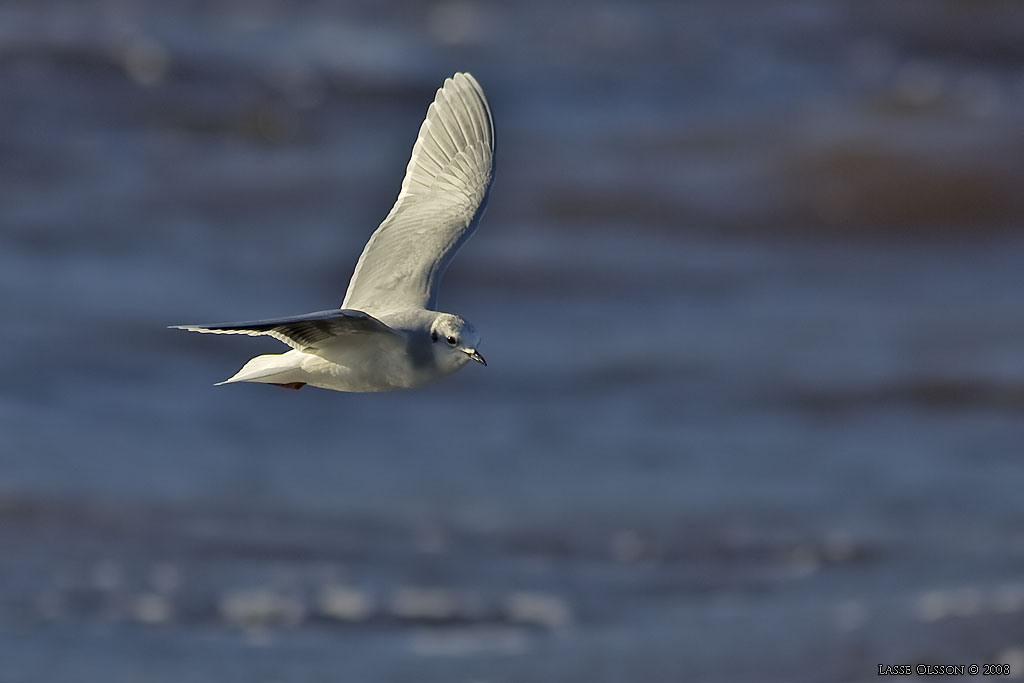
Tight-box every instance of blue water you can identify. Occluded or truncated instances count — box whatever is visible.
[2,1,1024,681]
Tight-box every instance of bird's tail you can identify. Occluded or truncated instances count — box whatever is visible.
[216,354,304,386]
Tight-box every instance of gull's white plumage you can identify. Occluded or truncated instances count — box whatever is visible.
[345,73,494,312]
[172,73,494,392]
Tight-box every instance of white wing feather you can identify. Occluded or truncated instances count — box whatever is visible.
[342,72,495,312]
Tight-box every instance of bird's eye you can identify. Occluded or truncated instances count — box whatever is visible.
[446,336,457,345]
[431,331,438,343]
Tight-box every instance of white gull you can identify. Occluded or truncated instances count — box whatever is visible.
[172,73,494,392]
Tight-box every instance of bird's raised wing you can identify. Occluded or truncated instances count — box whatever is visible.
[342,72,495,313]
[170,309,398,353]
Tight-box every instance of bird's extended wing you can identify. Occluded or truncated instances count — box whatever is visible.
[170,309,398,352]
[342,72,495,313]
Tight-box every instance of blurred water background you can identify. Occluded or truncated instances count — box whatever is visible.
[2,1,1024,681]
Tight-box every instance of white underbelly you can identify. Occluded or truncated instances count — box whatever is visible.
[294,347,441,392]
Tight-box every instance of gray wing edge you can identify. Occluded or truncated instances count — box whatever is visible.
[170,308,397,351]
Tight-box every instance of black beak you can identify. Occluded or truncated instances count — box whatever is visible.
[468,350,487,366]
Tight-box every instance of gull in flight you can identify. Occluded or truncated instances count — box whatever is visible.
[172,73,494,392]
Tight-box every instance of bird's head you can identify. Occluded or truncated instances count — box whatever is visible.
[430,313,486,368]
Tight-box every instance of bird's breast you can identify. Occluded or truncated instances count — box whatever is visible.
[297,339,448,392]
